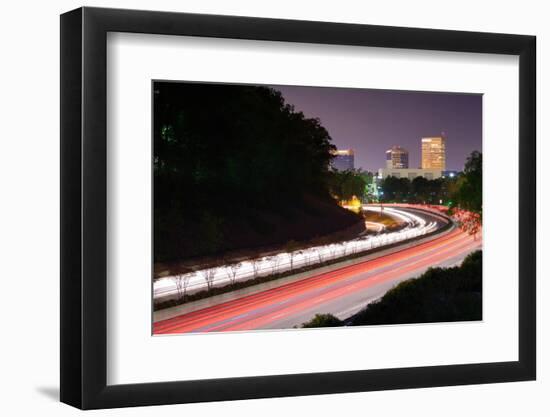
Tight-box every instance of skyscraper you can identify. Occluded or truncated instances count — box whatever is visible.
[421,136,446,169]
[385,146,409,169]
[331,149,355,171]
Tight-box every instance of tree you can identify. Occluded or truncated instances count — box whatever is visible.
[378,175,455,205]
[301,313,343,328]
[267,255,281,275]
[285,240,302,271]
[154,83,337,262]
[172,272,193,302]
[411,176,430,203]
[460,212,482,240]
[224,262,241,286]
[302,249,312,267]
[327,169,368,201]
[251,258,263,279]
[455,151,482,216]
[315,248,325,264]
[379,176,411,203]
[328,244,338,260]
[201,267,219,291]
[451,151,482,236]
[339,242,348,257]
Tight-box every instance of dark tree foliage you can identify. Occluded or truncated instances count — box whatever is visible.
[452,151,482,218]
[301,313,343,328]
[154,82,360,262]
[379,176,452,204]
[379,176,412,202]
[155,83,335,209]
[348,250,482,325]
[378,152,482,207]
[327,169,368,201]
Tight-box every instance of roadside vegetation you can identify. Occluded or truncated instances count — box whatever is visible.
[301,313,343,328]
[299,250,482,328]
[326,169,372,201]
[154,83,365,266]
[363,209,405,232]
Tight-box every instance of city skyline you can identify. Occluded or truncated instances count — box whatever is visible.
[271,85,482,172]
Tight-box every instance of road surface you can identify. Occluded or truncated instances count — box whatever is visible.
[154,222,481,334]
[154,205,441,301]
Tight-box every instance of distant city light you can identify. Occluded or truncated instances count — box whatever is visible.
[331,149,354,156]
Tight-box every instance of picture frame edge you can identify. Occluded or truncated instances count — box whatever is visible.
[60,6,537,410]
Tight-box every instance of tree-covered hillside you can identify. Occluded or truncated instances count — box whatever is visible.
[154,83,362,263]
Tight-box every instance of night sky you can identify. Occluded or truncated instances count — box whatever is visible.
[270,85,482,172]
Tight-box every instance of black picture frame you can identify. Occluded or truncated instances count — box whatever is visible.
[60,6,536,410]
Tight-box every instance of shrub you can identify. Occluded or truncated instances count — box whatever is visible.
[347,250,482,326]
[301,313,343,328]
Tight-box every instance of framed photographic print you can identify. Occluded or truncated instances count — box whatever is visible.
[60,6,536,409]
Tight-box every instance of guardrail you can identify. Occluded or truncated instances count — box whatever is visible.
[154,206,448,301]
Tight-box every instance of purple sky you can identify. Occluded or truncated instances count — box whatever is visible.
[270,85,482,172]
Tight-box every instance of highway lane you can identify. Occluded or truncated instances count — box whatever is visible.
[262,240,477,329]
[154,226,481,334]
[154,206,443,301]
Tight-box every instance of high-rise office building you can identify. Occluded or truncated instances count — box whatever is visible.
[385,146,409,169]
[421,136,446,169]
[331,149,355,171]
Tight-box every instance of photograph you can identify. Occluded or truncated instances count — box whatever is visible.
[0,0,542,413]
[152,82,483,335]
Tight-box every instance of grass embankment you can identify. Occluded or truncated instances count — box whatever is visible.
[363,209,406,233]
[300,250,482,328]
[155,194,364,278]
[363,210,400,226]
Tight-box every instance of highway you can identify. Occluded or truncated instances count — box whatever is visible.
[154,210,481,334]
[154,205,441,301]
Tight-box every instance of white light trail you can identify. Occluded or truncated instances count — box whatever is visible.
[154,206,442,300]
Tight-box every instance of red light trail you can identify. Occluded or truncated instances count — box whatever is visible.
[154,227,481,334]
